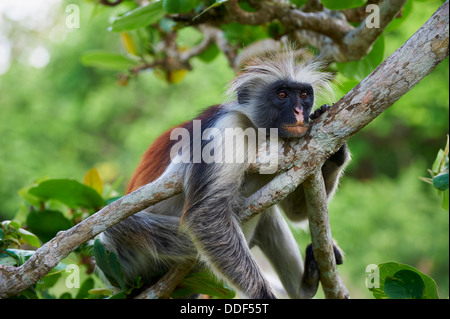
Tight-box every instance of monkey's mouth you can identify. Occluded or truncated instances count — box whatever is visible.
[282,124,309,137]
[281,107,310,137]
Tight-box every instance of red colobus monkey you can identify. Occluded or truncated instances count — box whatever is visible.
[100,50,350,299]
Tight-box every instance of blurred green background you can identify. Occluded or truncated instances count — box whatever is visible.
[0,0,448,298]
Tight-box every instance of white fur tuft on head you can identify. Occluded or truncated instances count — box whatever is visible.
[227,49,334,105]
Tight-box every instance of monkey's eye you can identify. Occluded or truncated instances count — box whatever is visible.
[277,91,287,99]
[300,92,308,99]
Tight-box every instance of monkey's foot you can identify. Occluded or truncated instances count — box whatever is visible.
[300,242,343,298]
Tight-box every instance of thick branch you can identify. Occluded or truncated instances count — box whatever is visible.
[0,2,448,299]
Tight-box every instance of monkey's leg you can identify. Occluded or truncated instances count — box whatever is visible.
[183,209,276,299]
[252,208,344,299]
[101,212,197,284]
[251,207,309,298]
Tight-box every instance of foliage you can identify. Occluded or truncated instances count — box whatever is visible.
[368,262,439,299]
[0,169,110,298]
[420,136,449,210]
[171,270,235,299]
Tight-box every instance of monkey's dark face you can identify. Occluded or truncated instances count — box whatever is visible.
[252,80,315,138]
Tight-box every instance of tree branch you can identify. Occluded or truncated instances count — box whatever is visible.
[341,0,408,61]
[0,1,448,299]
[169,0,407,65]
[135,261,195,299]
[303,170,349,299]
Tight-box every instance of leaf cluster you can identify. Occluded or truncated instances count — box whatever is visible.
[420,136,449,210]
[369,262,439,299]
[0,169,115,299]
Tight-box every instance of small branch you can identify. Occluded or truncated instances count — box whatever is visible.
[303,171,349,299]
[225,0,278,25]
[179,25,237,66]
[283,9,353,44]
[342,0,407,61]
[341,0,383,23]
[135,261,195,299]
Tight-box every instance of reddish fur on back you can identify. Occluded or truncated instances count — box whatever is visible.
[126,105,222,194]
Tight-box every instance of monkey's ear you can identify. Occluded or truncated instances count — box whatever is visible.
[237,87,250,105]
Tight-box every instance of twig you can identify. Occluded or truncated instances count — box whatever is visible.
[135,261,195,299]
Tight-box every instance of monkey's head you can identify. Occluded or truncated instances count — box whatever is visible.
[228,50,333,138]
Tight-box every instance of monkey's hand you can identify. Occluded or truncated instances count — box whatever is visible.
[310,104,349,167]
[309,104,333,120]
[300,242,343,298]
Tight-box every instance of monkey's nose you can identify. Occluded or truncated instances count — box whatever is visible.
[294,107,304,125]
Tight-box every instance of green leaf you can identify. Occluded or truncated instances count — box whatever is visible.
[28,179,106,210]
[26,210,72,243]
[433,171,449,191]
[80,51,136,71]
[93,239,127,291]
[6,249,35,265]
[289,0,308,7]
[194,0,228,20]
[384,270,425,299]
[163,0,198,13]
[432,149,445,173]
[88,288,115,297]
[197,43,220,63]
[0,255,18,266]
[439,189,449,210]
[110,2,166,32]
[38,272,62,289]
[18,228,41,248]
[75,278,95,299]
[321,0,366,10]
[172,270,236,299]
[59,292,73,299]
[369,262,439,299]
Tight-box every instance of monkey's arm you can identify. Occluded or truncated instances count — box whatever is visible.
[182,163,276,299]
